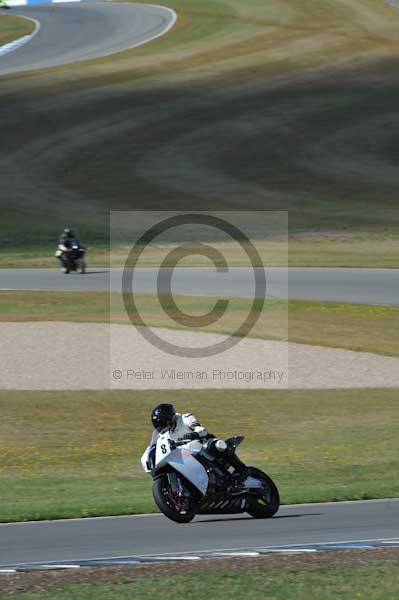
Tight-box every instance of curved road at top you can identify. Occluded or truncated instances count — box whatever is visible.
[0,2,176,75]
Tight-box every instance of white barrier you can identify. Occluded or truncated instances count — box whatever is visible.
[5,0,82,6]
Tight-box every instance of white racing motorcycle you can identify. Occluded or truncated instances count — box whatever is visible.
[141,430,280,523]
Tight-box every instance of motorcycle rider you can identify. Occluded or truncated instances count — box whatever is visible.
[56,228,85,267]
[151,403,248,479]
[58,228,83,250]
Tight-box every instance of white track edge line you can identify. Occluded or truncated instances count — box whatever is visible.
[3,537,399,569]
[82,2,178,57]
[1,3,176,75]
[105,537,399,560]
[0,16,40,57]
[0,569,17,573]
[115,4,177,53]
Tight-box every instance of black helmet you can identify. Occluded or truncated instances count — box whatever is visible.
[151,403,176,432]
[63,228,75,238]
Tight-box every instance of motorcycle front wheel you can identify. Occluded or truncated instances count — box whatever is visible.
[246,467,280,518]
[152,474,197,523]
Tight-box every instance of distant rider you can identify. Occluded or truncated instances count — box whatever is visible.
[150,403,248,479]
[55,228,86,271]
[57,228,83,255]
[58,228,83,251]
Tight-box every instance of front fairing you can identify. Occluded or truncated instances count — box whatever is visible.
[151,434,209,496]
[140,430,160,472]
[141,444,157,472]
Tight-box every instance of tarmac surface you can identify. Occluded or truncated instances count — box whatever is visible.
[1,499,398,568]
[0,2,176,75]
[1,267,399,305]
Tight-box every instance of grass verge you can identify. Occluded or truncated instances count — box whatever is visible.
[0,13,34,46]
[2,291,399,356]
[0,389,398,522]
[1,550,399,599]
[1,233,399,268]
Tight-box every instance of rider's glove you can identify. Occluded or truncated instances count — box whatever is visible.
[206,438,228,452]
[215,439,227,452]
[180,432,200,441]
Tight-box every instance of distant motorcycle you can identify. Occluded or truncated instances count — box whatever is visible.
[55,243,86,274]
[141,431,280,523]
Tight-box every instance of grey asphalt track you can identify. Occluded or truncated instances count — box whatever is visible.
[1,267,399,304]
[0,499,398,567]
[0,2,175,75]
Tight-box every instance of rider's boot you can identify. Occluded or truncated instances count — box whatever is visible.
[215,441,249,483]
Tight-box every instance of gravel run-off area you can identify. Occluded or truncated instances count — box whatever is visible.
[1,322,399,390]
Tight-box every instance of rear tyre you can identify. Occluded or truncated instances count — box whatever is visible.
[246,467,280,518]
[152,474,197,524]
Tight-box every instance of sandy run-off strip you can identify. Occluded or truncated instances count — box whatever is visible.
[1,322,399,390]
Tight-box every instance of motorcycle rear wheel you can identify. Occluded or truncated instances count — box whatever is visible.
[246,467,280,518]
[153,474,197,524]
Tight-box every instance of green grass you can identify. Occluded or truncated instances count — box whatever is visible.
[2,0,399,266]
[0,13,34,46]
[1,232,399,268]
[3,558,399,600]
[0,389,398,522]
[2,291,399,356]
